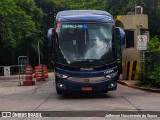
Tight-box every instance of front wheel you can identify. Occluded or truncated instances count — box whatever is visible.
[56,90,63,94]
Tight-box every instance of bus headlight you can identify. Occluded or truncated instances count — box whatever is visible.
[105,71,118,79]
[56,73,69,79]
[61,74,68,79]
[105,75,111,79]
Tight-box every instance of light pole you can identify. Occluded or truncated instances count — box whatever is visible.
[38,40,41,65]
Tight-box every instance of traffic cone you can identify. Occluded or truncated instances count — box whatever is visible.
[43,65,48,78]
[36,64,45,81]
[23,65,35,86]
[33,66,38,78]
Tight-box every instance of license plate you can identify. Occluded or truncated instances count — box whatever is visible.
[82,87,92,91]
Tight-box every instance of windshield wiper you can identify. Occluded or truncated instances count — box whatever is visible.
[76,59,108,67]
[92,59,108,67]
[77,59,95,62]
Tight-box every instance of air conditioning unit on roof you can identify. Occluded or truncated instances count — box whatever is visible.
[135,6,143,14]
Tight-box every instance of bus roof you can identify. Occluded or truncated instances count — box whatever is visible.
[56,10,114,22]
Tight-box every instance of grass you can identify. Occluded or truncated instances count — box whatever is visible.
[47,69,54,72]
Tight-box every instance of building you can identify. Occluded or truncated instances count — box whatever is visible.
[115,6,149,80]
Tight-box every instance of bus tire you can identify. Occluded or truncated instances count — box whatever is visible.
[56,90,63,94]
[56,85,63,94]
[104,91,108,93]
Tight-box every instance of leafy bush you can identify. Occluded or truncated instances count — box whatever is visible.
[138,36,160,87]
[148,67,160,86]
[148,36,160,52]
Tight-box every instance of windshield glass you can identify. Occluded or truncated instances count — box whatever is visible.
[56,23,116,66]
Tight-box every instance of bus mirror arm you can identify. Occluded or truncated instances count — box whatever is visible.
[115,27,126,49]
[47,28,55,46]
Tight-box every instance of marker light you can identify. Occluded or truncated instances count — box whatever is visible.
[56,23,61,29]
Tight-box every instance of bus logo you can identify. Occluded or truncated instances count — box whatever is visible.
[80,68,94,71]
[85,79,89,82]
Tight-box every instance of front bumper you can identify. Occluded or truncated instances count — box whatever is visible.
[55,76,117,93]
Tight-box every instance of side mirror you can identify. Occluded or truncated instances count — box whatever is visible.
[47,28,54,46]
[115,27,125,49]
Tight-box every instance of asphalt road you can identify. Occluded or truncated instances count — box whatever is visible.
[0,73,160,120]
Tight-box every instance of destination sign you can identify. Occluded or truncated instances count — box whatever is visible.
[62,24,88,29]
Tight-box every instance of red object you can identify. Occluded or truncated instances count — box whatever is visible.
[36,64,45,82]
[23,65,35,86]
[34,66,38,78]
[56,23,61,29]
[82,87,92,91]
[43,65,48,78]
[85,79,89,83]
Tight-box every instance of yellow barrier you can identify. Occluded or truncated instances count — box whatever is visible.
[122,61,141,80]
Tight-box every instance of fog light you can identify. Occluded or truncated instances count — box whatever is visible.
[57,83,65,89]
[108,83,115,88]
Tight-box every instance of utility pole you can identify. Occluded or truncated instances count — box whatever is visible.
[38,40,41,65]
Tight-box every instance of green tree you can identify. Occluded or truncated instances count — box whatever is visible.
[14,0,45,65]
[35,0,67,66]
[105,0,160,37]
[139,36,160,87]
[62,0,106,10]
[148,36,160,52]
[0,0,35,48]
[0,0,36,65]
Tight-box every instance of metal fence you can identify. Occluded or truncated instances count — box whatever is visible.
[0,65,26,82]
[144,52,160,72]
[139,51,160,86]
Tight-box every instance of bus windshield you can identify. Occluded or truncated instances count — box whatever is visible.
[56,23,116,67]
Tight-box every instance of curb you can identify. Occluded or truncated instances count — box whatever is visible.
[117,80,160,93]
